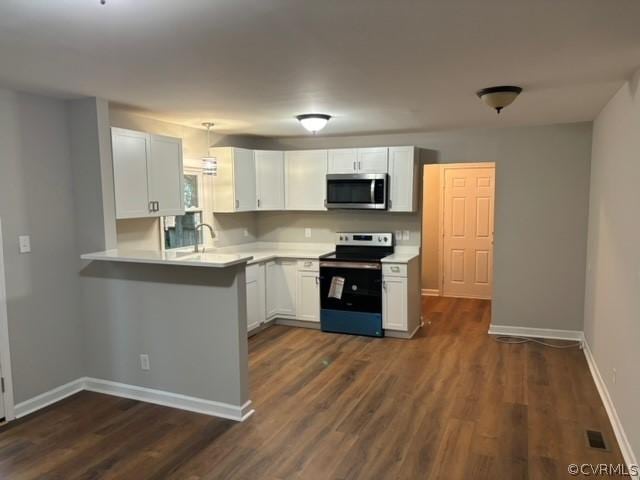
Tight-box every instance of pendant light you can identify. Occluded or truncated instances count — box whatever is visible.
[296,113,331,134]
[201,122,217,176]
[476,86,522,114]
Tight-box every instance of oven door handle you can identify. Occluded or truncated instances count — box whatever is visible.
[320,261,381,270]
[370,179,376,204]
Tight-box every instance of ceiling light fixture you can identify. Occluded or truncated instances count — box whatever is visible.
[296,113,331,134]
[201,122,217,176]
[476,86,523,114]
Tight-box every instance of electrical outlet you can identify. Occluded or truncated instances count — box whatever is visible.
[140,354,150,371]
[402,230,410,241]
[305,228,312,238]
[612,368,616,385]
[18,235,31,253]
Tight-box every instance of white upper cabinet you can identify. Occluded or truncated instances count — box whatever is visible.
[357,147,388,173]
[148,135,185,216]
[255,150,285,210]
[327,147,388,174]
[284,150,328,210]
[111,127,184,219]
[388,146,418,212]
[327,149,358,174]
[211,147,256,212]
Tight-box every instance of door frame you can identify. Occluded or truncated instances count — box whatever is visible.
[0,218,16,421]
[438,162,496,298]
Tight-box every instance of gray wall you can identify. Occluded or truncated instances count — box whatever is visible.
[81,262,248,406]
[584,72,640,461]
[0,88,85,403]
[271,122,592,331]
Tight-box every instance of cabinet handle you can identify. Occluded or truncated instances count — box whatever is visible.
[149,201,154,213]
[155,201,160,212]
[382,280,387,290]
[257,199,261,208]
[235,199,240,209]
[315,276,319,285]
[353,161,356,171]
[358,161,361,170]
[388,199,393,209]
[391,266,400,272]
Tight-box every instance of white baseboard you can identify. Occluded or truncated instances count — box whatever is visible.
[582,341,638,478]
[14,377,254,423]
[421,288,440,296]
[14,377,85,419]
[487,324,584,341]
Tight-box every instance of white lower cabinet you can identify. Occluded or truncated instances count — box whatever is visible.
[265,260,297,318]
[246,263,266,332]
[382,275,408,331]
[296,270,320,323]
[251,258,321,335]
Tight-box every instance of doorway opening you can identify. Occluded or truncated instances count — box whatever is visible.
[421,163,496,300]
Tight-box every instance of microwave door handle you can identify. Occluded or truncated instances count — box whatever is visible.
[370,179,375,204]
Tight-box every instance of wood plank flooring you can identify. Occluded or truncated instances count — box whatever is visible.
[0,297,627,479]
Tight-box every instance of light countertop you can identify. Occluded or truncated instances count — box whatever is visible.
[81,243,419,268]
[81,249,254,268]
[380,252,420,264]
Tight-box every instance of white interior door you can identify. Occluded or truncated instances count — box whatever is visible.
[0,219,15,420]
[442,165,495,299]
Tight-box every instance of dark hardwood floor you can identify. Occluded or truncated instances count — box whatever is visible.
[0,297,627,479]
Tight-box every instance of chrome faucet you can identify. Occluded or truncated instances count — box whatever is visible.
[194,223,215,253]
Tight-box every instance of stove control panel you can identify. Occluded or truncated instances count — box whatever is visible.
[336,232,393,247]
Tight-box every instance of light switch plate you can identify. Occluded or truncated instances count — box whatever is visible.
[18,235,31,253]
[402,230,410,241]
[395,230,402,242]
[305,228,312,238]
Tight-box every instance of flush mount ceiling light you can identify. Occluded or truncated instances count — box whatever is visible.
[296,113,332,134]
[476,86,523,114]
[201,122,217,176]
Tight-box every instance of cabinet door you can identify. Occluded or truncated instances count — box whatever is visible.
[246,263,266,332]
[255,150,285,210]
[327,149,358,174]
[382,276,407,330]
[284,150,328,210]
[148,134,185,216]
[111,128,152,219]
[265,261,279,318]
[388,146,416,212]
[278,261,297,316]
[357,147,388,173]
[296,270,320,322]
[233,148,256,212]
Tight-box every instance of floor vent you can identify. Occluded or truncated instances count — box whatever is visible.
[586,429,609,450]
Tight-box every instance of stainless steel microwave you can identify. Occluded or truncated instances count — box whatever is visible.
[326,173,388,210]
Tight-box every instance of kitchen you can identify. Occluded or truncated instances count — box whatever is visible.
[101,111,423,340]
[76,105,422,420]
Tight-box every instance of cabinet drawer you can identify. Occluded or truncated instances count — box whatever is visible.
[297,259,319,272]
[382,263,407,277]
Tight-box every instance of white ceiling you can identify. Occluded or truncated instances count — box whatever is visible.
[1,0,639,136]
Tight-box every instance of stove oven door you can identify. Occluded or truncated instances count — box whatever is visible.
[319,261,383,337]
